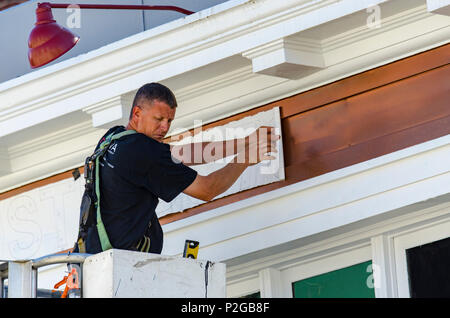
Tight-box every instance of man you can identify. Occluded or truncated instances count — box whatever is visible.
[82,82,279,254]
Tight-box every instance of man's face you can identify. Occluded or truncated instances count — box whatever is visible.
[132,99,176,142]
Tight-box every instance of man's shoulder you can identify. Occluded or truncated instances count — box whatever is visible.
[116,130,165,150]
[99,126,155,146]
[108,128,169,161]
[96,126,127,149]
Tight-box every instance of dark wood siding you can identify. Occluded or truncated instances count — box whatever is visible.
[160,44,450,224]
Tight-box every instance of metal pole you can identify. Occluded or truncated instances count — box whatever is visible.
[2,253,91,298]
[30,269,38,298]
[31,253,91,269]
[31,253,90,298]
[0,262,8,298]
[41,2,194,15]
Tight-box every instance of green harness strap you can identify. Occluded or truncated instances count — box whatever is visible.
[95,129,137,251]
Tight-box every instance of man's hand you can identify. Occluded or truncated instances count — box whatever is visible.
[237,126,280,165]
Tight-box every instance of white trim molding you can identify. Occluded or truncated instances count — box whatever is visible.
[258,268,284,298]
[370,234,397,298]
[225,194,450,298]
[82,93,134,129]
[242,37,326,79]
[163,133,450,261]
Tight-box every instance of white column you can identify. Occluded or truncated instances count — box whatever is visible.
[371,235,398,298]
[8,261,33,298]
[258,268,284,298]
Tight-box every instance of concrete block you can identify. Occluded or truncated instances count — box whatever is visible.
[82,249,226,298]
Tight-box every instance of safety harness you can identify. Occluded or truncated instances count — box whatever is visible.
[75,129,137,253]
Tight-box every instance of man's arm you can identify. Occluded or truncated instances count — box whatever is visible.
[170,139,244,166]
[182,163,248,201]
[182,126,279,201]
[170,126,279,166]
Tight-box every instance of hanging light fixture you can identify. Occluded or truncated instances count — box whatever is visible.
[28,2,79,68]
[28,2,194,68]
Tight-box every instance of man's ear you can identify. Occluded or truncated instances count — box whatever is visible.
[131,105,142,121]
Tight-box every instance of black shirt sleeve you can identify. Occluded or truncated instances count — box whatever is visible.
[143,141,198,203]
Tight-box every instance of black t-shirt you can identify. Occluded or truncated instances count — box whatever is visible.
[95,126,197,253]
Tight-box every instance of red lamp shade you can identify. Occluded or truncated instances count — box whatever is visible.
[28,3,79,68]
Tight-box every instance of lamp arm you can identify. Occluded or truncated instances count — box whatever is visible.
[29,2,195,68]
[38,2,194,15]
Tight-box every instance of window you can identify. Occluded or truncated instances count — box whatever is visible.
[241,291,261,298]
[393,216,450,297]
[406,236,450,298]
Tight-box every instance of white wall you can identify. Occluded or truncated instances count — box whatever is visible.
[0,177,83,261]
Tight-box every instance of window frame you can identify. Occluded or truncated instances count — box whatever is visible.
[393,217,450,297]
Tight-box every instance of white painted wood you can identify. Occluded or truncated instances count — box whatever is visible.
[242,38,325,79]
[163,134,450,260]
[82,94,134,129]
[82,249,226,298]
[0,177,83,261]
[0,123,105,193]
[427,0,450,15]
[226,275,260,298]
[224,198,450,298]
[7,261,32,298]
[370,235,397,298]
[0,147,10,176]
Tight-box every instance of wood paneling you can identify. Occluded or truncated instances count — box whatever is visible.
[280,44,450,119]
[283,65,450,168]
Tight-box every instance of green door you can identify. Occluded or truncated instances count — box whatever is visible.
[292,260,375,298]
